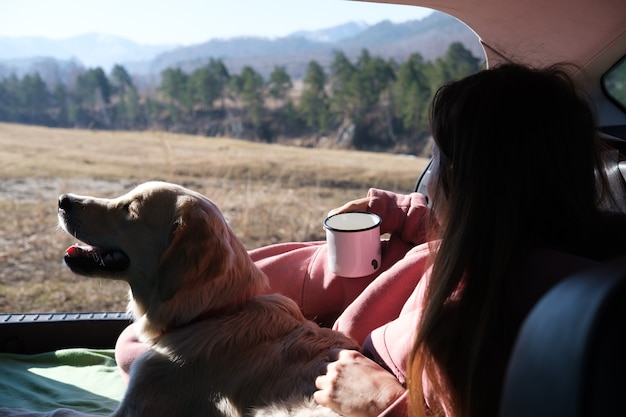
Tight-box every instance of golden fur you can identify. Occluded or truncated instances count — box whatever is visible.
[58,181,358,417]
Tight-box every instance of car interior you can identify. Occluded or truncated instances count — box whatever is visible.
[499,256,626,417]
[1,0,625,415]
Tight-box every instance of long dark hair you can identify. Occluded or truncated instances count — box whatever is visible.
[408,63,612,417]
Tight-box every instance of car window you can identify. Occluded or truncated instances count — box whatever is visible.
[2,4,487,314]
[603,56,626,113]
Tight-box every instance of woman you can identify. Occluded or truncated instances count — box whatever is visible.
[115,63,625,416]
[312,63,626,417]
[404,62,626,417]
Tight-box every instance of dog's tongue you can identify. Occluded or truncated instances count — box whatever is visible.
[64,244,130,273]
[65,245,86,258]
[65,244,101,261]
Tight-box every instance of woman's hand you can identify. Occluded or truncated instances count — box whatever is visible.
[314,349,406,417]
[328,197,371,217]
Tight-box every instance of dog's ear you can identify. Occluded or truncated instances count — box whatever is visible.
[156,195,235,302]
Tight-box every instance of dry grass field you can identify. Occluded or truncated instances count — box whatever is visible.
[0,122,428,313]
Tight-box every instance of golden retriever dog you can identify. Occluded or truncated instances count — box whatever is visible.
[56,181,358,417]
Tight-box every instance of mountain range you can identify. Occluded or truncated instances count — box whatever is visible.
[0,12,482,82]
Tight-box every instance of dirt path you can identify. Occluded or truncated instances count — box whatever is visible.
[0,177,137,202]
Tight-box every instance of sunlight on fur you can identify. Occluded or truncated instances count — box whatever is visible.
[56,181,358,416]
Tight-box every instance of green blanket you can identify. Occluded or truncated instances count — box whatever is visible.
[0,349,125,415]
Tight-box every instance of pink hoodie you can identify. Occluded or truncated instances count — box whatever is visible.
[250,188,598,416]
[250,188,432,416]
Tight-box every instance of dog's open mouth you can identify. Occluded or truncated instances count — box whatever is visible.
[64,244,130,275]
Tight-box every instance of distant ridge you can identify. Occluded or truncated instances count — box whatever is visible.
[135,12,481,79]
[0,12,482,81]
[290,21,370,43]
[0,33,175,69]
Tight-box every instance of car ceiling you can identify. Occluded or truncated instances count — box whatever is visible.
[358,0,626,127]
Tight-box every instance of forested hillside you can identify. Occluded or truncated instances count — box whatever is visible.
[0,41,482,154]
[0,0,489,157]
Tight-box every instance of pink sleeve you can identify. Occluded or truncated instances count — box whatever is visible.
[248,189,430,327]
[367,189,430,245]
[249,241,357,326]
[365,309,421,385]
[333,243,430,346]
[249,238,415,328]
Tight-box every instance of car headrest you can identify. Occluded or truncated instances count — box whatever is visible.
[499,256,626,417]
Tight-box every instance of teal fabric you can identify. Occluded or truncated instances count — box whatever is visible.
[0,349,124,415]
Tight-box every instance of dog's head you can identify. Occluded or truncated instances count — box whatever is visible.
[58,181,268,335]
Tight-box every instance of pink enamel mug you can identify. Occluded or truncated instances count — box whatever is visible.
[323,212,382,278]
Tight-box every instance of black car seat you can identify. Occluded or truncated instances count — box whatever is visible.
[499,256,626,417]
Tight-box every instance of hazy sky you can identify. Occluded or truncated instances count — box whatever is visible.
[0,0,433,45]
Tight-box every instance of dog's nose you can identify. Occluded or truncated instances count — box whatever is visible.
[58,194,73,212]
